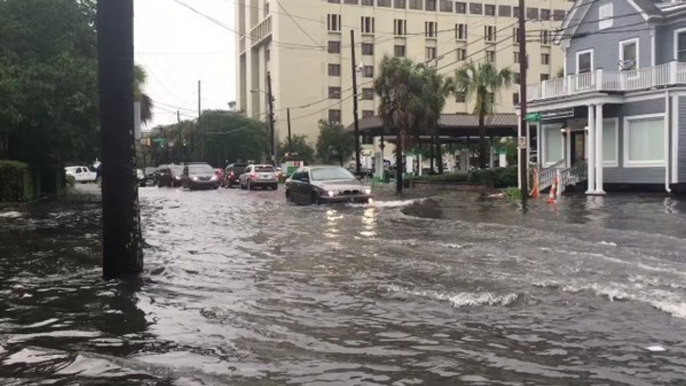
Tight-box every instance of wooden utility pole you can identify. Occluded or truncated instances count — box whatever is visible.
[267,73,276,165]
[287,108,293,152]
[350,30,362,176]
[518,0,529,195]
[97,0,143,280]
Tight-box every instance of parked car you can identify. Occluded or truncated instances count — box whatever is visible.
[285,166,373,205]
[65,166,97,183]
[222,163,248,188]
[136,169,146,187]
[239,164,278,190]
[182,163,220,190]
[157,165,184,187]
[144,167,157,185]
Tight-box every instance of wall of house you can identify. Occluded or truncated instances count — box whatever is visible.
[679,97,686,183]
[603,98,666,184]
[565,0,651,74]
[655,20,686,65]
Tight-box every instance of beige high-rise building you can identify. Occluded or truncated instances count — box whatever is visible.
[236,0,572,154]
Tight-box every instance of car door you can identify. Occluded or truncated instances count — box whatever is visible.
[242,166,252,186]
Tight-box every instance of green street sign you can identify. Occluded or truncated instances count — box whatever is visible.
[152,138,166,143]
[526,112,541,122]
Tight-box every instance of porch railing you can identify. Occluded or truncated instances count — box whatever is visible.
[538,159,566,192]
[529,61,686,102]
[559,161,588,193]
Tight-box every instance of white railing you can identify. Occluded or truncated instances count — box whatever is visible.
[529,61,686,102]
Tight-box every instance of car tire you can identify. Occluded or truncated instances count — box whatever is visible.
[310,192,320,205]
[286,190,292,202]
[272,184,278,191]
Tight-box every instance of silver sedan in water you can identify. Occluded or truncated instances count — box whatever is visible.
[285,166,373,205]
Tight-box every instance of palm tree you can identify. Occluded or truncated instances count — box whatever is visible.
[453,61,512,169]
[415,66,452,174]
[373,56,424,193]
[134,64,154,124]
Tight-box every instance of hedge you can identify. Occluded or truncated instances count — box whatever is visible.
[0,161,35,202]
[467,166,518,188]
[408,173,470,182]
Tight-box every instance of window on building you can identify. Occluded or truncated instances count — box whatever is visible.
[425,21,438,37]
[577,50,592,73]
[394,44,406,57]
[425,0,437,11]
[599,3,613,30]
[328,41,341,53]
[409,0,422,9]
[513,28,520,43]
[457,48,467,61]
[513,93,520,104]
[329,87,341,99]
[344,0,359,4]
[328,63,341,76]
[541,30,551,45]
[394,19,407,35]
[541,53,550,65]
[440,0,453,12]
[470,2,482,14]
[498,5,511,16]
[361,0,373,5]
[485,4,495,15]
[540,9,551,20]
[328,0,340,3]
[620,39,638,70]
[514,52,519,63]
[327,14,341,32]
[265,49,270,62]
[553,9,566,21]
[513,6,520,17]
[513,72,520,84]
[361,16,375,34]
[486,50,495,62]
[603,119,618,166]
[540,73,549,81]
[455,91,466,103]
[625,116,665,166]
[484,25,496,42]
[678,32,686,62]
[361,43,374,55]
[329,109,342,124]
[394,0,406,8]
[362,88,374,100]
[363,65,374,77]
[362,110,375,118]
[544,126,563,165]
[527,7,539,19]
[455,23,467,40]
[378,0,391,6]
[426,46,437,60]
[455,1,466,13]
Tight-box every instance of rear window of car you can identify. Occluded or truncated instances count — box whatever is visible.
[231,166,246,174]
[189,165,213,174]
[255,166,275,172]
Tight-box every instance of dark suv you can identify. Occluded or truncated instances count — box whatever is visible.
[156,165,184,187]
[222,163,248,188]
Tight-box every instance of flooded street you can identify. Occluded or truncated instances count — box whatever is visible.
[2,186,686,385]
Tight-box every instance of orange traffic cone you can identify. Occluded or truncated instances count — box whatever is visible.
[531,168,540,199]
[547,172,558,203]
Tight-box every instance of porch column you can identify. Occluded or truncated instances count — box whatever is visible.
[594,103,606,194]
[586,104,596,194]
[517,110,522,189]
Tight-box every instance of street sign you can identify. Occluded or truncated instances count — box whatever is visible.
[152,138,165,143]
[518,136,527,149]
[526,112,541,122]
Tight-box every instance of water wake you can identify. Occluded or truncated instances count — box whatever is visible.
[381,284,519,308]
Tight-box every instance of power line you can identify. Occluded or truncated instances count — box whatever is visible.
[274,0,320,46]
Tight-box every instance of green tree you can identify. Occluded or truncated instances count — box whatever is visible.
[414,65,452,174]
[0,0,99,166]
[316,120,355,166]
[373,56,424,193]
[134,64,154,124]
[453,61,512,169]
[277,135,315,164]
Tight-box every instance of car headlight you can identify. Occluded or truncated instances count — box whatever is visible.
[364,188,372,195]
[211,175,218,181]
[192,176,199,181]
[174,176,181,180]
[327,190,337,197]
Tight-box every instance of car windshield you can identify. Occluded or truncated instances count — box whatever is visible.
[311,167,355,181]
[188,164,214,174]
[255,166,275,172]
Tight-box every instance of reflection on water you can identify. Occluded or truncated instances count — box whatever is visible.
[2,187,686,385]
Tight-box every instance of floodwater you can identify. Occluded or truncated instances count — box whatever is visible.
[2,185,686,385]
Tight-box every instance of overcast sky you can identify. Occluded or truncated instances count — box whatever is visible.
[134,0,235,129]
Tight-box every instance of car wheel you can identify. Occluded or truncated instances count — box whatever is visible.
[272,184,278,191]
[310,192,320,205]
[286,190,292,202]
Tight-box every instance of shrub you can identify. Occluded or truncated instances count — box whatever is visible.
[0,161,35,202]
[468,166,518,188]
[409,173,470,182]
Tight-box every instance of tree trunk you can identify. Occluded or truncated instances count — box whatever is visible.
[429,132,435,174]
[97,0,143,280]
[478,108,487,169]
[435,120,444,174]
[396,131,403,194]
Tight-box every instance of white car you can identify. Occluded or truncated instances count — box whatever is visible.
[65,166,97,183]
[239,164,278,190]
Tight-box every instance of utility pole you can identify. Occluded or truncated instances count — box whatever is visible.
[518,0,529,196]
[287,108,293,153]
[96,0,143,280]
[267,73,276,166]
[177,110,181,123]
[350,30,362,176]
[198,80,203,162]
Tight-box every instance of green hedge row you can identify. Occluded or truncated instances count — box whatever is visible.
[0,161,35,202]
[467,166,518,188]
[409,173,470,182]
